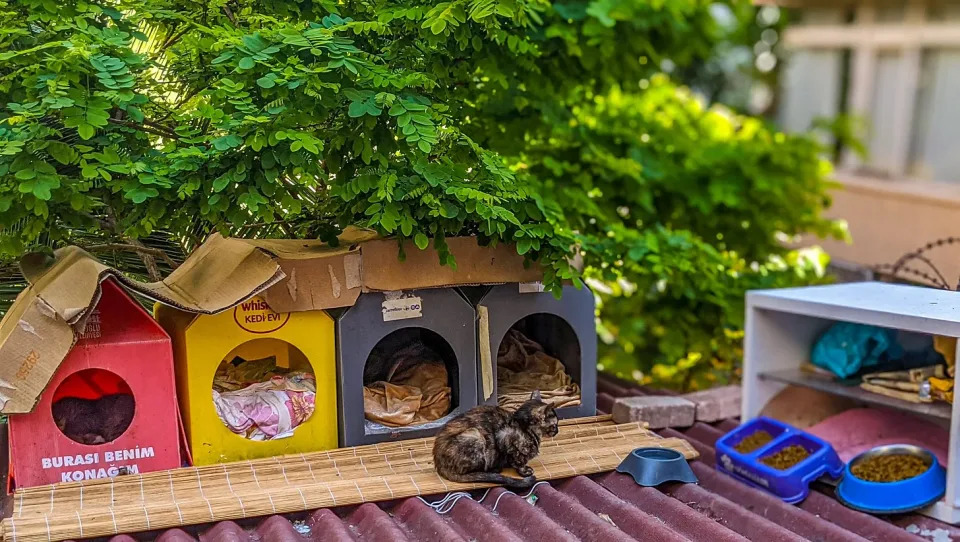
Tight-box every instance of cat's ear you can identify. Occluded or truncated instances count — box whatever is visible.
[530,389,542,402]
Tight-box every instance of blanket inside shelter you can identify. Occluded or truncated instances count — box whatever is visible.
[212,355,316,441]
[497,329,581,411]
[363,341,452,427]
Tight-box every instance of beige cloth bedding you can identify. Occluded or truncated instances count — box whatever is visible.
[363,345,452,427]
[497,329,581,411]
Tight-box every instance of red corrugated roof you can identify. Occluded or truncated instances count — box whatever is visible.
[54,375,960,541]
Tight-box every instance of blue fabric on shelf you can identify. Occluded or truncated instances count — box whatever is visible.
[811,322,903,379]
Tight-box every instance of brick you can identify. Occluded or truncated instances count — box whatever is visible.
[611,396,695,428]
[682,385,741,423]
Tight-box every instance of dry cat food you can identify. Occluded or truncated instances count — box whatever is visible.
[734,430,774,453]
[761,445,810,470]
[851,454,931,482]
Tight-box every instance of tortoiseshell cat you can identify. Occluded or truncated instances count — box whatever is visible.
[433,390,559,489]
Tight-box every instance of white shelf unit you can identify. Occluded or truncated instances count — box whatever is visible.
[743,281,960,523]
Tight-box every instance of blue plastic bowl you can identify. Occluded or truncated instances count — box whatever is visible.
[716,417,844,503]
[616,448,698,486]
[837,444,946,515]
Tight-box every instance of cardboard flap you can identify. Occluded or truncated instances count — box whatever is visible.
[132,233,285,312]
[244,227,380,260]
[359,237,543,291]
[253,227,378,312]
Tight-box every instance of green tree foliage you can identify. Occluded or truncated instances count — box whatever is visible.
[0,0,843,389]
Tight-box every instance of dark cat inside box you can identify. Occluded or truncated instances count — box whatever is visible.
[52,394,135,445]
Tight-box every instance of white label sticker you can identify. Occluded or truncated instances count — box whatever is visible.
[381,293,423,321]
[519,281,545,294]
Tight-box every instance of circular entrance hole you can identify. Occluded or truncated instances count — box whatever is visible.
[213,338,316,441]
[497,313,582,410]
[51,368,135,445]
[363,327,458,428]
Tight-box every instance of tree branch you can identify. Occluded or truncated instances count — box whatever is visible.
[107,118,179,139]
[84,243,177,275]
[174,84,204,108]
[222,5,238,25]
[160,27,190,52]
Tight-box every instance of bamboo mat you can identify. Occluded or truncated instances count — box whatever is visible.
[1,415,697,542]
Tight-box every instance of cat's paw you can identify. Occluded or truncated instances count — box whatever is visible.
[516,465,534,477]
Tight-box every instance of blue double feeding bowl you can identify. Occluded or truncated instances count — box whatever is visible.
[716,417,844,503]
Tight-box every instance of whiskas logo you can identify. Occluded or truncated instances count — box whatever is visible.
[234,297,290,333]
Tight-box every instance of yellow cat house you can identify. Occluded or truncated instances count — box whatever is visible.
[156,297,337,465]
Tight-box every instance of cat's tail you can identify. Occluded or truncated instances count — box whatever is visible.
[439,471,537,490]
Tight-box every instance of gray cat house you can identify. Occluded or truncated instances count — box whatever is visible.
[473,283,597,419]
[336,287,478,446]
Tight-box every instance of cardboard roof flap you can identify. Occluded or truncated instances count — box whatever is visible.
[0,228,546,414]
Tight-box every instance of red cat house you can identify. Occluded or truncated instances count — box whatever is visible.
[4,278,185,488]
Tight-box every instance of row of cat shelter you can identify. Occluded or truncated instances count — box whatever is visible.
[0,230,596,489]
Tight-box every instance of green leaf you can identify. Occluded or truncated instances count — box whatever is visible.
[302,140,321,154]
[212,52,234,64]
[439,201,459,218]
[348,101,367,118]
[348,98,382,118]
[627,245,648,261]
[212,134,243,151]
[238,57,255,70]
[257,75,276,88]
[77,124,96,140]
[126,106,145,123]
[69,193,85,210]
[213,174,231,192]
[516,237,533,255]
[14,168,36,180]
[414,232,429,250]
[18,176,60,200]
[125,186,159,203]
[380,211,397,231]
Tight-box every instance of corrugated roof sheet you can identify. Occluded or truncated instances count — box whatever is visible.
[54,375,960,541]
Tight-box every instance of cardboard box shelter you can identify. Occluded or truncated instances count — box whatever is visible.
[7,279,183,488]
[156,298,338,465]
[474,283,597,419]
[336,288,477,446]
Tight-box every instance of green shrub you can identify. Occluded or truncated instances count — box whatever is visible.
[0,0,843,389]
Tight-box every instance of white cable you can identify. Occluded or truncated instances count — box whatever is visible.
[418,492,472,514]
[420,479,548,515]
[490,481,549,513]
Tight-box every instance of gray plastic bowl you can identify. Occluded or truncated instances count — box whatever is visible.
[616,447,699,486]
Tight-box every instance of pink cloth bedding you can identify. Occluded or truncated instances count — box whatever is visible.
[212,357,316,441]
